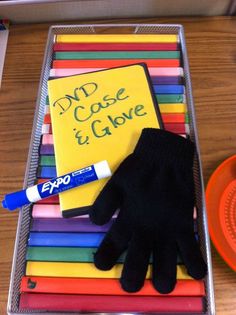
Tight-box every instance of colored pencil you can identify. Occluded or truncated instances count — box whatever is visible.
[30,218,114,232]
[164,123,186,134]
[19,293,204,313]
[26,246,125,263]
[53,43,179,51]
[43,114,51,124]
[50,75,184,86]
[49,67,184,77]
[27,229,196,248]
[161,113,186,123]
[32,204,61,218]
[25,239,195,263]
[34,179,59,204]
[39,144,54,155]
[41,124,52,134]
[30,217,196,233]
[159,103,187,113]
[35,194,59,204]
[21,277,205,296]
[26,261,191,279]
[151,76,183,85]
[44,104,50,113]
[52,59,180,68]
[153,84,185,94]
[56,34,179,43]
[25,246,185,264]
[41,134,53,145]
[31,203,118,218]
[28,232,104,247]
[39,155,55,166]
[54,51,181,60]
[37,166,56,178]
[32,203,91,217]
[157,94,185,103]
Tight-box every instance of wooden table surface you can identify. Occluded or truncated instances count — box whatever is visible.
[0,16,236,314]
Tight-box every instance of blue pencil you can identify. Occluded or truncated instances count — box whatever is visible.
[28,232,105,247]
[153,85,185,94]
[37,166,57,178]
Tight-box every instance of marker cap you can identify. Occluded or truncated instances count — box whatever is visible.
[94,160,112,179]
[2,189,29,211]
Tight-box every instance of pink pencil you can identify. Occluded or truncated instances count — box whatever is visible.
[32,204,63,218]
[49,67,183,77]
[42,134,53,145]
[41,124,51,135]
[32,204,91,218]
[32,204,118,219]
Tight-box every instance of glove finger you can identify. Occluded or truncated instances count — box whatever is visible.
[152,236,178,294]
[90,154,135,225]
[94,213,131,270]
[177,232,207,279]
[120,232,152,293]
[90,178,122,225]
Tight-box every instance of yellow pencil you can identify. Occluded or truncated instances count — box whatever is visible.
[56,34,179,44]
[159,103,187,113]
[26,261,192,279]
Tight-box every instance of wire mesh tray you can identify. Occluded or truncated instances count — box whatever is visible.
[7,23,215,315]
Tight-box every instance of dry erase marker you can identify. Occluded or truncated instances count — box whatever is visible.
[2,161,111,211]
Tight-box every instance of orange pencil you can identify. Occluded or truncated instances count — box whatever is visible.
[21,277,205,296]
[161,113,185,123]
[43,114,51,124]
[52,59,180,69]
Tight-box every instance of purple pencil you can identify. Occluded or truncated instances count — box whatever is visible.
[151,76,183,85]
[40,144,54,155]
[31,218,114,232]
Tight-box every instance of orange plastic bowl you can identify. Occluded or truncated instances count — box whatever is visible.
[206,155,236,271]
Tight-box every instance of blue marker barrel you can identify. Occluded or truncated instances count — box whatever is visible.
[2,161,111,211]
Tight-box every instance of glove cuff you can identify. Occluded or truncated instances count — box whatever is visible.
[134,128,195,167]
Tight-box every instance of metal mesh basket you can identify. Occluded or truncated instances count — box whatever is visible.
[7,24,215,315]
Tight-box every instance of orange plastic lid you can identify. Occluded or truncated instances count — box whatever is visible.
[206,155,236,271]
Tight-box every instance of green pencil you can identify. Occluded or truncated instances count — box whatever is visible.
[156,94,185,104]
[54,51,180,60]
[39,155,55,166]
[26,247,125,262]
[26,247,183,263]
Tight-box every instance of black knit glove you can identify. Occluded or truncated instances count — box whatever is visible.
[89,128,207,294]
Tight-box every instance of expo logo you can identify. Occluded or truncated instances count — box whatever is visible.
[41,175,71,194]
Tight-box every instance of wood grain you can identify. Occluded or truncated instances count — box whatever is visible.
[1,16,236,314]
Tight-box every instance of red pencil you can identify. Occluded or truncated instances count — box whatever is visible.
[164,123,186,134]
[35,179,59,204]
[53,43,179,51]
[20,293,204,313]
[42,118,186,136]
[52,59,180,68]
